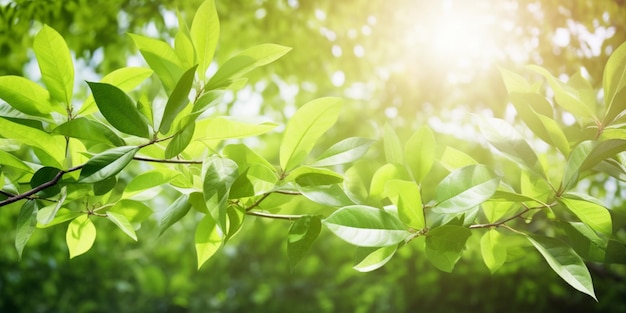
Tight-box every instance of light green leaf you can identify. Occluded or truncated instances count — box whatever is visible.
[405,126,436,182]
[79,146,138,183]
[109,199,153,225]
[534,111,570,156]
[425,225,472,272]
[323,205,410,247]
[194,117,278,141]
[310,137,374,167]
[353,245,398,272]
[369,163,410,201]
[288,215,322,268]
[206,44,291,90]
[128,33,184,92]
[0,75,55,116]
[107,211,137,241]
[37,208,80,228]
[479,117,544,176]
[165,120,196,159]
[34,25,73,106]
[38,186,66,225]
[0,149,32,172]
[384,123,403,164]
[290,166,344,187]
[190,0,219,79]
[433,165,500,214]
[580,139,626,172]
[15,201,37,259]
[384,180,425,229]
[561,222,607,263]
[0,117,65,168]
[440,146,477,171]
[480,229,507,273]
[563,139,626,190]
[79,67,153,115]
[229,164,278,198]
[602,41,626,124]
[562,141,593,190]
[53,117,125,146]
[159,65,198,134]
[498,66,538,93]
[203,156,238,231]
[195,214,222,269]
[280,97,344,171]
[559,195,612,236]
[125,169,182,194]
[159,194,191,236]
[174,31,195,70]
[527,65,597,120]
[87,82,150,138]
[66,215,96,259]
[297,184,354,207]
[527,235,596,300]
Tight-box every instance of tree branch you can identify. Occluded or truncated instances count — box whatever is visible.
[0,165,82,207]
[132,156,203,164]
[469,206,537,229]
[245,210,304,221]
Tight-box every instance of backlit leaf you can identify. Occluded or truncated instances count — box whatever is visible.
[159,65,198,134]
[353,245,398,272]
[159,194,191,236]
[0,117,65,167]
[195,214,222,269]
[194,117,278,141]
[15,201,37,259]
[425,225,471,272]
[310,137,374,167]
[53,117,125,146]
[323,205,410,247]
[384,123,403,164]
[66,215,96,259]
[34,25,74,106]
[433,165,500,214]
[128,33,183,92]
[107,211,137,241]
[191,0,220,79]
[559,194,613,236]
[405,126,436,183]
[125,169,182,194]
[0,76,55,116]
[602,41,626,124]
[480,229,507,273]
[203,156,238,231]
[384,179,425,229]
[288,215,322,268]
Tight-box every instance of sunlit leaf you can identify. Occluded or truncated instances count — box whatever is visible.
[310,137,374,167]
[66,215,96,259]
[425,225,471,272]
[128,33,183,92]
[159,194,191,236]
[433,165,500,214]
[384,123,403,164]
[34,25,73,106]
[0,76,55,116]
[37,208,80,228]
[79,67,153,115]
[203,155,238,231]
[165,120,196,159]
[280,97,344,171]
[109,199,153,225]
[0,117,65,168]
[53,117,125,146]
[191,0,219,79]
[159,65,198,134]
[79,146,138,183]
[174,31,195,70]
[369,163,410,201]
[125,169,182,194]
[15,201,37,259]
[288,215,322,268]
[195,214,222,269]
[194,117,278,141]
[297,184,354,207]
[602,41,626,125]
[107,211,137,241]
[0,149,32,172]
[480,229,507,273]
[384,179,424,229]
[291,166,343,187]
[440,146,477,171]
[405,126,436,183]
[38,186,66,225]
[527,235,596,300]
[87,82,150,138]
[559,194,612,236]
[353,245,398,272]
[323,205,410,247]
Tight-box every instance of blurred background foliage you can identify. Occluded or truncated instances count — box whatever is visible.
[1,0,626,312]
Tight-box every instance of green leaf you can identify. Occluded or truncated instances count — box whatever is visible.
[433,165,500,214]
[383,123,403,164]
[125,169,182,194]
[561,222,607,263]
[30,166,62,198]
[498,66,538,93]
[203,156,238,231]
[229,164,278,198]
[479,117,544,176]
[37,208,80,228]
[0,75,55,116]
[527,235,596,300]
[15,201,37,259]
[128,33,184,92]
[206,44,292,90]
[310,137,374,167]
[165,120,196,159]
[288,215,322,268]
[562,141,593,190]
[79,146,138,183]
[53,117,125,146]
[66,215,96,259]
[534,111,570,156]
[93,176,116,196]
[38,186,66,225]
[192,90,224,115]
[602,41,626,124]
[559,194,613,236]
[425,225,472,272]
[369,163,410,201]
[384,180,425,229]
[191,0,219,79]
[109,199,152,225]
[195,214,222,269]
[440,146,477,171]
[87,82,150,138]
[291,166,344,187]
[159,194,191,236]
[323,205,410,247]
[353,245,398,272]
[0,150,32,172]
[159,65,198,134]
[527,65,597,120]
[580,139,626,172]
[280,97,344,171]
[34,25,74,105]
[0,117,65,167]
[480,229,507,273]
[174,31,195,70]
[79,67,153,115]
[297,184,354,207]
[563,139,626,190]
[107,211,137,241]
[194,117,278,141]
[405,126,436,182]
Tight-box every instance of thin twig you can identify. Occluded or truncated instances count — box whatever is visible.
[132,156,203,164]
[245,210,304,221]
[0,165,82,207]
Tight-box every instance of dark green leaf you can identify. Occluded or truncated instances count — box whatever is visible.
[30,166,61,198]
[159,194,191,236]
[53,117,125,146]
[323,205,409,247]
[164,120,195,158]
[288,215,322,268]
[425,225,472,272]
[93,176,117,196]
[87,82,150,138]
[79,146,138,183]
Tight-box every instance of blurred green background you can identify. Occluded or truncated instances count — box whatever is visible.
[1,0,626,312]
